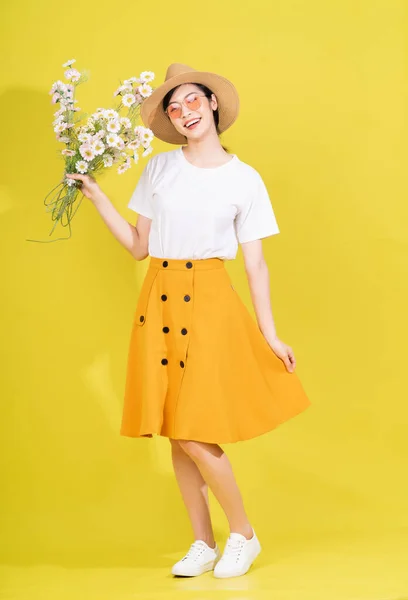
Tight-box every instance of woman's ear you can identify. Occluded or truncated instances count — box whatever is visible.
[210,93,218,111]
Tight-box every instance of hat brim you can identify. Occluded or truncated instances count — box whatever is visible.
[140,71,240,145]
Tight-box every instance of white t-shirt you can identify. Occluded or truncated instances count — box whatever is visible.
[127,147,280,260]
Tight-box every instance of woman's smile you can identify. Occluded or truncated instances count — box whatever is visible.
[184,117,201,130]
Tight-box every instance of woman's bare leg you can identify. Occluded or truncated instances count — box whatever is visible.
[169,438,216,548]
[177,440,253,539]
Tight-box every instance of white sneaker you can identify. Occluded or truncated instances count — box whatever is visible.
[171,540,221,577]
[213,529,261,578]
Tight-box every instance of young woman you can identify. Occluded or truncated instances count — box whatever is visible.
[67,63,311,579]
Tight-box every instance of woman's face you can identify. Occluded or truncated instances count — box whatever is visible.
[166,83,218,141]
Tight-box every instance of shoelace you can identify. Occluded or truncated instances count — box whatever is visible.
[221,537,246,562]
[181,541,208,562]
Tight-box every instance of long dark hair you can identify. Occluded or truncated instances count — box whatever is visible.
[162,83,229,153]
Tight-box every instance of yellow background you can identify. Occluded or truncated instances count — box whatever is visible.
[1,0,407,598]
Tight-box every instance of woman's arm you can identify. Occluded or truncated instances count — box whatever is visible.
[93,191,151,260]
[241,239,278,342]
[65,173,150,260]
[241,239,296,372]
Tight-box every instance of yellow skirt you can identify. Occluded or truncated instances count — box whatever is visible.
[120,257,311,443]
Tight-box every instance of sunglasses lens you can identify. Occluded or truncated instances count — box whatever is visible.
[185,94,201,110]
[167,94,203,119]
[167,104,181,119]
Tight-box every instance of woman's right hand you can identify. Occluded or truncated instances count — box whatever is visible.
[65,173,103,203]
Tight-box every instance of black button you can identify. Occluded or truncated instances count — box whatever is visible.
[163,261,168,267]
[181,328,187,335]
[139,315,144,323]
[186,261,193,269]
[184,295,191,302]
[161,294,167,301]
[180,361,185,368]
[163,326,169,333]
[161,358,168,365]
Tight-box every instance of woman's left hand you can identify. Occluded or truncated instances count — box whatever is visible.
[267,337,296,373]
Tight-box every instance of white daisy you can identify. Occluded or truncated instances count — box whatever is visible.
[106,119,120,133]
[117,137,125,150]
[120,117,132,129]
[65,177,76,187]
[102,154,114,167]
[117,163,130,174]
[52,79,66,92]
[104,109,119,120]
[79,144,95,161]
[78,133,92,143]
[139,71,154,83]
[92,140,105,155]
[54,122,68,133]
[91,108,105,119]
[64,68,81,81]
[56,135,70,143]
[127,139,141,151]
[62,149,76,156]
[52,92,61,104]
[138,83,153,98]
[142,146,153,157]
[53,115,65,126]
[106,133,120,148]
[124,77,139,84]
[113,85,131,97]
[75,160,88,173]
[62,59,76,67]
[95,129,106,139]
[133,151,140,164]
[122,93,136,107]
[137,127,154,146]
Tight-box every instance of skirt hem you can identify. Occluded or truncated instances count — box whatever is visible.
[120,402,311,444]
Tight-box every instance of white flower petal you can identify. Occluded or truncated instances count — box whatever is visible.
[75,160,88,173]
[139,71,155,83]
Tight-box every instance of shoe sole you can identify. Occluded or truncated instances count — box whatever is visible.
[213,544,261,579]
[172,559,219,577]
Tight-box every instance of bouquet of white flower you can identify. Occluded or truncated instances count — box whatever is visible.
[27,59,155,243]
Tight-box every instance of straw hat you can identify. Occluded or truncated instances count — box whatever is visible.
[140,63,240,145]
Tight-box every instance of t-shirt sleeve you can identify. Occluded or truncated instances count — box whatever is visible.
[127,161,154,219]
[234,173,280,243]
